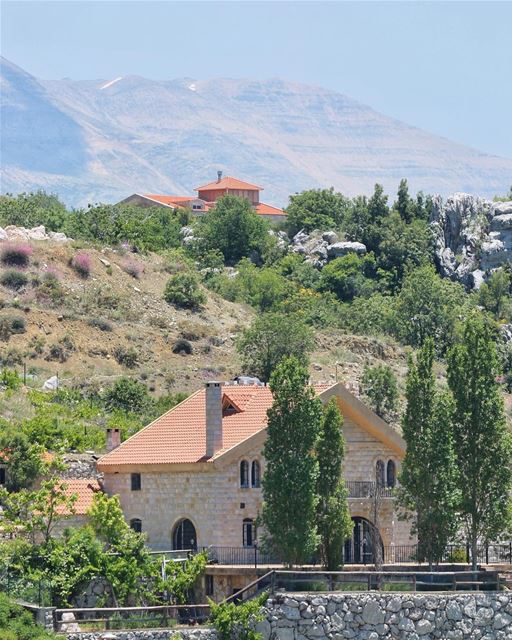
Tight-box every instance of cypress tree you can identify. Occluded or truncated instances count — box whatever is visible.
[316,398,353,569]
[261,357,323,566]
[447,314,512,569]
[398,338,460,568]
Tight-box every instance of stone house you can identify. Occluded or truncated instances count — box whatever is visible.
[97,381,413,569]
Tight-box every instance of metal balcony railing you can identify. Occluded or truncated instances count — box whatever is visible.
[346,480,395,498]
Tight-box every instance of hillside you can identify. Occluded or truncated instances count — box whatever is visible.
[2,57,512,206]
[0,233,410,401]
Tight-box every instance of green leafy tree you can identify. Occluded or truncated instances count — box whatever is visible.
[478,268,512,320]
[394,265,468,354]
[261,357,322,565]
[88,492,161,605]
[285,188,350,234]
[0,477,77,544]
[164,271,206,309]
[316,399,352,569]
[103,377,153,414]
[376,213,432,291]
[447,314,512,569]
[163,551,208,604]
[0,432,43,492]
[398,339,460,568]
[197,195,269,264]
[318,253,376,302]
[236,312,314,383]
[361,365,398,419]
[394,179,414,223]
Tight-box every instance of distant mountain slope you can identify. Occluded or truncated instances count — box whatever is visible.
[1,57,511,206]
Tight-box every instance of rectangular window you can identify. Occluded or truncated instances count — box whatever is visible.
[131,473,141,491]
[243,519,254,547]
[0,468,5,485]
[206,575,214,596]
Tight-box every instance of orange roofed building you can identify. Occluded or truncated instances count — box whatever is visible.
[118,172,287,223]
[97,381,414,570]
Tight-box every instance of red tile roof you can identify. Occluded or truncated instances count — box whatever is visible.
[56,478,102,515]
[255,202,286,216]
[98,384,332,469]
[143,194,196,207]
[195,176,263,192]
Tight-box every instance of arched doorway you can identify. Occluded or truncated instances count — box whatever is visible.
[344,517,383,564]
[172,518,197,551]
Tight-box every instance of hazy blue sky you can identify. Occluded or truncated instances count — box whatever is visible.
[2,1,512,158]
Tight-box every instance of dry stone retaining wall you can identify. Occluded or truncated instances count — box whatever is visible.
[66,629,217,640]
[260,591,512,640]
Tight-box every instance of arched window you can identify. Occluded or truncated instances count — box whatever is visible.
[387,460,396,488]
[243,518,255,547]
[130,518,142,533]
[251,460,261,488]
[172,518,197,551]
[240,460,249,488]
[376,460,385,487]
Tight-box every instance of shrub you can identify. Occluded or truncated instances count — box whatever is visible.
[88,317,113,332]
[0,243,33,267]
[164,272,206,310]
[0,269,28,290]
[172,338,193,355]
[0,347,23,366]
[46,335,75,362]
[0,368,21,390]
[71,251,92,277]
[209,592,267,640]
[122,259,144,279]
[36,272,65,307]
[0,592,54,639]
[0,315,26,341]
[113,345,139,368]
[446,547,468,563]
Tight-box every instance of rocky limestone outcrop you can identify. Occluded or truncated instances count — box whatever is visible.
[0,224,70,242]
[292,229,366,268]
[430,193,512,288]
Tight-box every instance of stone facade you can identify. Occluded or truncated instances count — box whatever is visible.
[261,591,512,640]
[103,440,265,550]
[101,384,413,566]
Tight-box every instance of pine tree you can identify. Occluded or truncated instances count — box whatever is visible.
[398,338,460,568]
[261,357,323,566]
[447,314,512,569]
[316,398,353,569]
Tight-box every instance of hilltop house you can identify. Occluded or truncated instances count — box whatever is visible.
[97,381,413,569]
[118,172,287,224]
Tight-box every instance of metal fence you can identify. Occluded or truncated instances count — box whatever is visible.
[54,604,211,632]
[198,542,512,567]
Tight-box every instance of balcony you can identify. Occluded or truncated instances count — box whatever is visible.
[346,481,395,499]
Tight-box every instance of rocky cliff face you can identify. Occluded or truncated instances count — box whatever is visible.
[430,193,512,288]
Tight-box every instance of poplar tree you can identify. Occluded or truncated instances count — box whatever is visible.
[261,357,323,567]
[398,338,460,568]
[447,314,512,569]
[316,398,353,569]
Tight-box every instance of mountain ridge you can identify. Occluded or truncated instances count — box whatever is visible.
[1,56,511,207]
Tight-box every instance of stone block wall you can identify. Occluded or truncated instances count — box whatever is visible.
[260,592,512,640]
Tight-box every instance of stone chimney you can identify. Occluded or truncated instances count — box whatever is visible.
[217,170,222,183]
[205,381,223,457]
[106,428,121,452]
